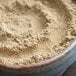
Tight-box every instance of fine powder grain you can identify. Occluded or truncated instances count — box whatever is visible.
[0,0,76,66]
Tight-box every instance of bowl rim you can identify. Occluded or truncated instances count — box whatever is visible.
[0,39,76,71]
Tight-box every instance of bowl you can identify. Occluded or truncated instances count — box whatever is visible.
[0,0,76,76]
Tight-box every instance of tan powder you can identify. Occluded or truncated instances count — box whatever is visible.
[0,0,76,66]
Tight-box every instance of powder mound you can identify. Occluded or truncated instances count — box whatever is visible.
[0,0,75,66]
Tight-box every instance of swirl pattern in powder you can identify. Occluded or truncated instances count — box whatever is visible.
[0,0,76,66]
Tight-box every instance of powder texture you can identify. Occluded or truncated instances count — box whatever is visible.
[0,0,76,66]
